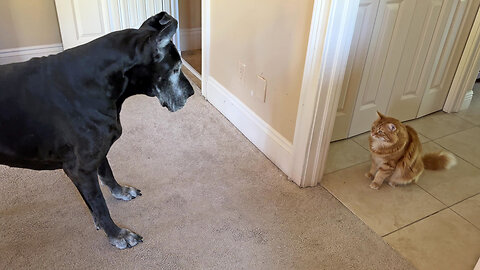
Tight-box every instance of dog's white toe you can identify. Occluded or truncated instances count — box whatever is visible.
[109,229,143,249]
[112,186,142,201]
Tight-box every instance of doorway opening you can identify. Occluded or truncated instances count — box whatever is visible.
[177,0,202,89]
[330,0,480,142]
[319,1,480,268]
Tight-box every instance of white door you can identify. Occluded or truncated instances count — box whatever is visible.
[332,0,480,139]
[389,0,480,119]
[417,0,480,117]
[332,0,380,141]
[348,0,418,136]
[55,0,164,50]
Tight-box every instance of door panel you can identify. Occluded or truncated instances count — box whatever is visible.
[56,0,110,49]
[332,0,380,140]
[332,0,479,140]
[418,0,480,116]
[55,0,164,49]
[386,0,444,121]
[349,0,416,136]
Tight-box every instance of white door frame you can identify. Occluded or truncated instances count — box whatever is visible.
[444,5,480,112]
[200,0,210,98]
[293,0,480,187]
[290,0,359,187]
[167,0,207,97]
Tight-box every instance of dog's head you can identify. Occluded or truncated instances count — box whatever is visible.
[134,12,194,112]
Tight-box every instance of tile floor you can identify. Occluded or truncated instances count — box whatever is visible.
[322,89,480,270]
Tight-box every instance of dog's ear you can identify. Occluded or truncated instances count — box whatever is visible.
[140,12,178,47]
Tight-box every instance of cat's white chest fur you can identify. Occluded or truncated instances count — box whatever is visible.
[370,137,387,152]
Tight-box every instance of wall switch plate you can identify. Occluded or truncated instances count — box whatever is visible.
[255,75,267,102]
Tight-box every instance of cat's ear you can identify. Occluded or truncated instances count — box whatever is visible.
[387,123,396,131]
[377,111,386,119]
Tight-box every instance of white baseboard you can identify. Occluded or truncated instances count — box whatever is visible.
[182,58,201,80]
[179,27,201,51]
[460,90,474,111]
[207,77,293,176]
[0,44,63,65]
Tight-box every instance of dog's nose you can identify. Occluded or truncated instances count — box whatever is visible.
[186,85,194,97]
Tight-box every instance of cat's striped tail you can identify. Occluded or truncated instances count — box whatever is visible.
[422,151,457,170]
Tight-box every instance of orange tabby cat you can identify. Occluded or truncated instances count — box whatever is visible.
[366,112,456,190]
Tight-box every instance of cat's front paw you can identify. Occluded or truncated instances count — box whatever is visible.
[365,172,374,180]
[369,181,381,190]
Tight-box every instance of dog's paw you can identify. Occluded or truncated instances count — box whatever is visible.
[369,181,381,190]
[109,228,143,249]
[111,186,142,201]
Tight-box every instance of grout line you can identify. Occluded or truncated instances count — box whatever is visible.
[324,160,370,176]
[455,114,479,126]
[416,131,432,142]
[382,192,480,237]
[415,179,480,209]
[447,191,480,208]
[449,203,480,231]
[382,206,449,238]
[351,136,370,151]
[448,111,476,123]
[430,140,480,170]
[325,138,371,175]
[414,182,447,206]
[427,125,477,141]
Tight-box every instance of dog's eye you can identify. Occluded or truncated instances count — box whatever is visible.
[173,68,180,73]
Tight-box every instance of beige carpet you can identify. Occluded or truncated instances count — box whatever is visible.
[0,81,413,269]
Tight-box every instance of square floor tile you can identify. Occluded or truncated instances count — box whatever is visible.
[417,142,480,206]
[322,162,445,235]
[406,112,474,140]
[435,127,480,168]
[451,194,480,229]
[384,209,480,270]
[325,139,370,174]
[352,131,430,151]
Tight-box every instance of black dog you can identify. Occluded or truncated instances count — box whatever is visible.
[0,12,194,249]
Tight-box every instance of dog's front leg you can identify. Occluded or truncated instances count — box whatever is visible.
[64,168,143,249]
[98,157,142,201]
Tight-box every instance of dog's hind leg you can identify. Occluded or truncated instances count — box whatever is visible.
[98,157,142,201]
[64,167,143,249]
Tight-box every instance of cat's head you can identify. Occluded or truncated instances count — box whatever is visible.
[370,112,404,144]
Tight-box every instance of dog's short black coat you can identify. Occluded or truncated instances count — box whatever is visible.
[0,12,193,249]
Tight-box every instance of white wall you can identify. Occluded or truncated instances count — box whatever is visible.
[0,0,61,50]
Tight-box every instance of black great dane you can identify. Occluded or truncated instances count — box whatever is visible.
[0,12,194,249]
